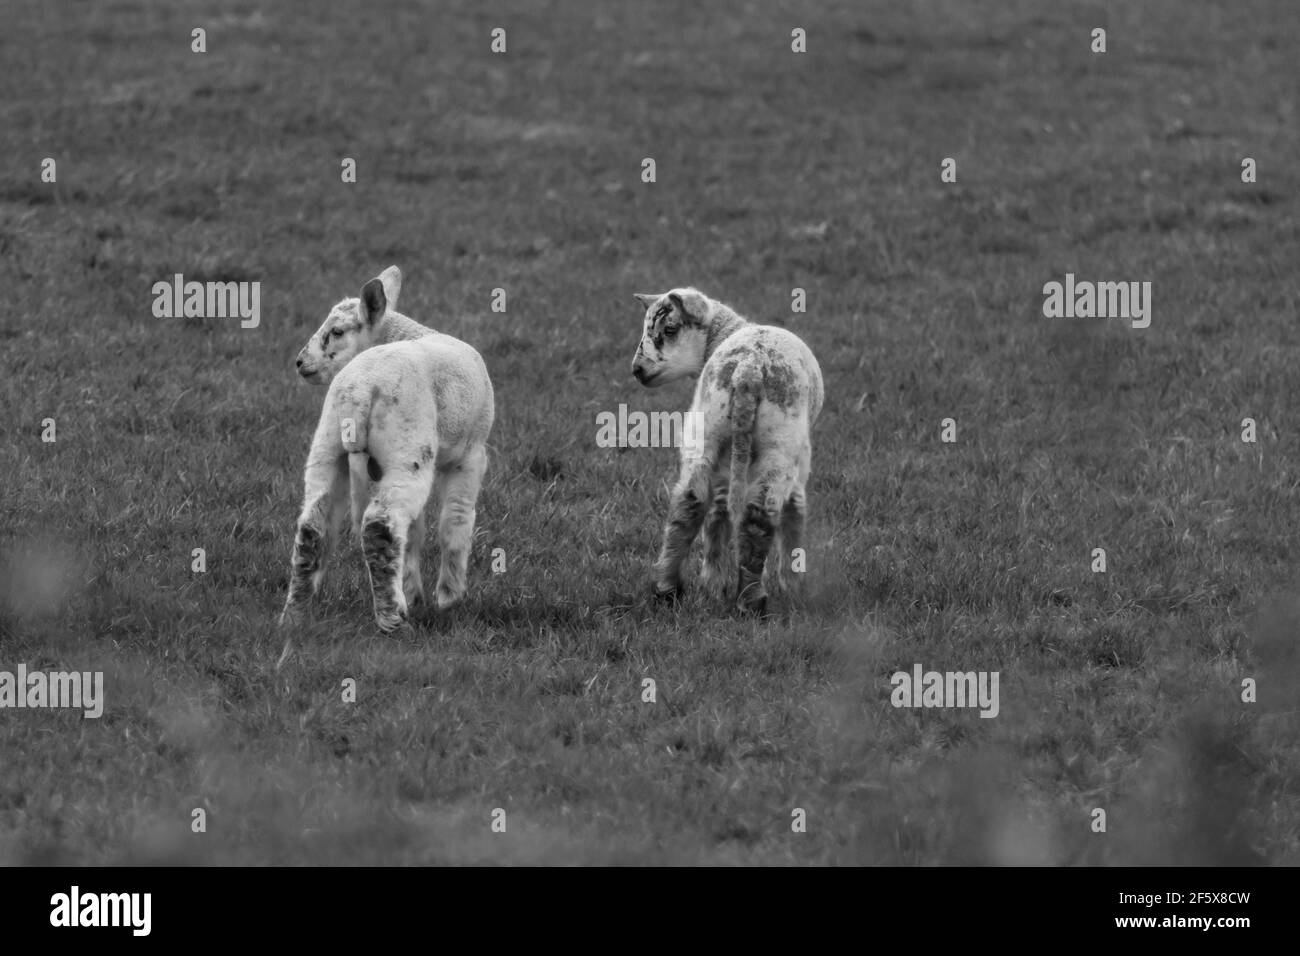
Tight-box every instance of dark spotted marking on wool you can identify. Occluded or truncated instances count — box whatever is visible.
[752,343,785,369]
[702,486,732,573]
[780,493,805,561]
[286,524,325,606]
[668,488,706,531]
[668,294,706,325]
[762,361,800,407]
[363,520,397,562]
[363,519,402,618]
[647,302,692,351]
[367,456,383,482]
[707,345,801,408]
[653,322,681,351]
[709,358,739,389]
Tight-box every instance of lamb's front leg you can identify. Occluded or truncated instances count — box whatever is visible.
[653,459,711,599]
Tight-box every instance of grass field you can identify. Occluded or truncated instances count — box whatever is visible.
[2,0,1299,864]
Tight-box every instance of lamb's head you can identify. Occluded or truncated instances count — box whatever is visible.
[295,266,402,384]
[629,288,713,387]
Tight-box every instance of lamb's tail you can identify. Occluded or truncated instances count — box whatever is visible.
[726,370,761,519]
[347,453,372,534]
[334,385,378,535]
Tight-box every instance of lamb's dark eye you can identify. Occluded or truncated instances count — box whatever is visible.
[331,328,345,339]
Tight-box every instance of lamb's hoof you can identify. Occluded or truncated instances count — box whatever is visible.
[375,608,410,633]
[435,585,464,611]
[737,594,769,618]
[651,582,683,605]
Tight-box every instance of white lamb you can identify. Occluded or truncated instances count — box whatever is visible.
[279,266,495,640]
[630,287,823,615]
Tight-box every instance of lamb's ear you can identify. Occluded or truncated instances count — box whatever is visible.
[668,289,709,322]
[360,278,387,326]
[633,292,659,309]
[378,266,402,311]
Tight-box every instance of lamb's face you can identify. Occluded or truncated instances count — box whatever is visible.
[630,290,709,387]
[294,269,399,385]
[295,299,375,385]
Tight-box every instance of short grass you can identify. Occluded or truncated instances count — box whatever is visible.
[1,0,1298,864]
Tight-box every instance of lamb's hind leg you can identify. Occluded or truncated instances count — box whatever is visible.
[363,463,436,633]
[772,485,806,596]
[434,443,487,610]
[403,509,427,612]
[281,452,348,625]
[775,444,811,597]
[736,456,797,616]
